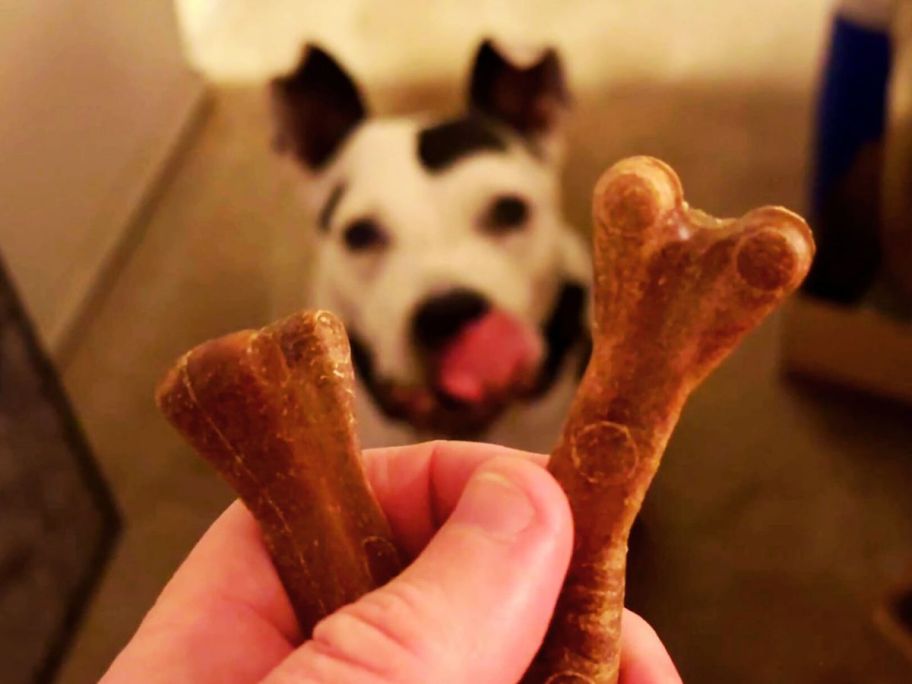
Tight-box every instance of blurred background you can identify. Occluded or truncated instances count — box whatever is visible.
[1,1,911,682]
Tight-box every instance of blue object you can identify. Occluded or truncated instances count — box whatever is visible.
[806,14,893,303]
[812,17,892,215]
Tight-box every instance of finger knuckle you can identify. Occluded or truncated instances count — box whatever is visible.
[311,579,445,680]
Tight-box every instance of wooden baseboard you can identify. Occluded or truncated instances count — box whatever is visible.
[50,78,210,368]
[781,295,912,403]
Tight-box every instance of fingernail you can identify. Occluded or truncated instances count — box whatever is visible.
[452,467,536,540]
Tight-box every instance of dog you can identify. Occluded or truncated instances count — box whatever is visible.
[269,40,591,450]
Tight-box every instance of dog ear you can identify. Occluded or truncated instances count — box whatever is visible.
[270,45,366,169]
[468,39,569,158]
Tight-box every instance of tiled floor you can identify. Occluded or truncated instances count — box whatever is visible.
[57,1,912,681]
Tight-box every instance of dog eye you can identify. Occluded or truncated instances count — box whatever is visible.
[342,219,388,252]
[483,195,530,234]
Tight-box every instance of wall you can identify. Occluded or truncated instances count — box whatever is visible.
[174,0,832,88]
[0,0,205,355]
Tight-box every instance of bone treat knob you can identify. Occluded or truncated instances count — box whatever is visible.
[155,310,402,636]
[525,157,815,683]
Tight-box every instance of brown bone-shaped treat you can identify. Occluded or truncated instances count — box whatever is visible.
[525,157,815,683]
[155,156,813,680]
[156,310,402,635]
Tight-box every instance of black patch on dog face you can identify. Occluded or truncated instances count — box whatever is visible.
[348,331,377,392]
[531,281,590,397]
[318,183,346,232]
[417,116,506,172]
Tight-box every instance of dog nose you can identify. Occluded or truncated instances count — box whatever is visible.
[411,289,490,350]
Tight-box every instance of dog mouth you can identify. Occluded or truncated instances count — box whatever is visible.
[349,282,588,438]
[433,308,542,403]
[352,309,542,436]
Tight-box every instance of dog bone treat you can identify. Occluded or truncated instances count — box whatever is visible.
[525,157,815,683]
[156,310,402,635]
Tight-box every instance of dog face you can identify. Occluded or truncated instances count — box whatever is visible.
[271,41,589,437]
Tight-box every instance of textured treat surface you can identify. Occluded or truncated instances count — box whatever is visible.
[155,310,402,635]
[525,156,814,683]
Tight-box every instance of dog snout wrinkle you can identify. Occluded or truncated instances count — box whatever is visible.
[411,289,490,350]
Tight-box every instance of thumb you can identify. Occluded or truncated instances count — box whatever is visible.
[264,454,573,684]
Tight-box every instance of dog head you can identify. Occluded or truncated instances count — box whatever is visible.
[270,41,589,437]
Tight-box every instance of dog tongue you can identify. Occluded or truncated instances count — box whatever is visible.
[437,310,542,404]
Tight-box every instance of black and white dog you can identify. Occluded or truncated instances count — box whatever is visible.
[270,40,591,450]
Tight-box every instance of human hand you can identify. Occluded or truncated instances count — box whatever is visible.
[102,441,681,683]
